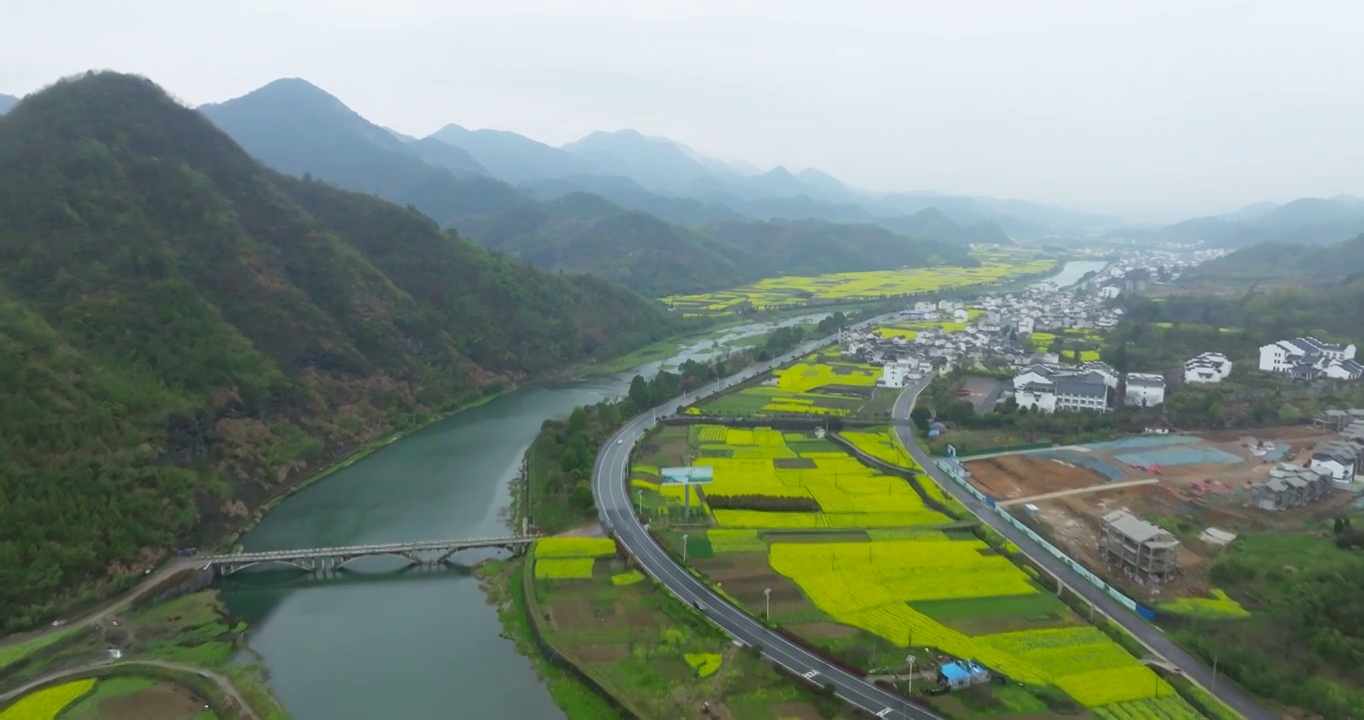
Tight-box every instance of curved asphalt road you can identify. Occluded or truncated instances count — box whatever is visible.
[892,381,1272,720]
[593,313,941,720]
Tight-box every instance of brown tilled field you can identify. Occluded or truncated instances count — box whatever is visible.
[966,455,1106,500]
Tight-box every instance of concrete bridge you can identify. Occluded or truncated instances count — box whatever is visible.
[199,535,537,577]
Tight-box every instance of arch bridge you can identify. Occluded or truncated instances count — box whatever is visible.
[199,535,537,577]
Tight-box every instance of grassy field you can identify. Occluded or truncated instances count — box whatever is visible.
[664,255,1059,316]
[633,423,1209,718]
[524,541,857,719]
[0,591,281,720]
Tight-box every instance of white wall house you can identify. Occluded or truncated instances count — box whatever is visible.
[1124,373,1166,407]
[1184,352,1233,384]
[1259,337,1358,375]
[1012,365,1111,414]
[1324,359,1364,381]
[878,360,917,388]
[1310,444,1359,481]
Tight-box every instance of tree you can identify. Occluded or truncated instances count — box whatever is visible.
[1278,402,1303,425]
[628,374,652,409]
[910,406,932,433]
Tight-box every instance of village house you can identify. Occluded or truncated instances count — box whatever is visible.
[1012,364,1111,414]
[1310,442,1360,482]
[1258,337,1360,380]
[1184,352,1233,384]
[1251,464,1333,511]
[1124,373,1166,407]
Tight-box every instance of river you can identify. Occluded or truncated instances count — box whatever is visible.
[1031,259,1108,288]
[220,313,830,720]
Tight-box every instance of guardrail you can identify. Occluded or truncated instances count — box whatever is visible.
[933,457,1156,620]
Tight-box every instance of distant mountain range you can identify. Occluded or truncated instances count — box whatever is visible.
[0,94,17,115]
[1118,195,1364,249]
[196,79,1005,294]
[198,78,1117,245]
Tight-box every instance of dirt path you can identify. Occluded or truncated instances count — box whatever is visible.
[0,659,259,720]
[997,477,1159,507]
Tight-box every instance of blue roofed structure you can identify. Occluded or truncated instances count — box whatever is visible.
[938,660,990,690]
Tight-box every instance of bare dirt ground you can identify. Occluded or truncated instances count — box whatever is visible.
[967,455,1106,500]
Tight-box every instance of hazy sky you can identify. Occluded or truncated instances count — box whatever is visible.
[5,0,1361,221]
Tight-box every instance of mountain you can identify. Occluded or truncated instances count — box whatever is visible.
[867,192,1120,237]
[1180,233,1364,285]
[199,78,528,226]
[460,194,972,296]
[0,72,675,626]
[519,175,746,226]
[428,124,600,183]
[705,218,973,276]
[875,208,1013,246]
[1160,196,1364,248]
[458,193,755,296]
[0,94,16,115]
[561,129,721,192]
[409,136,490,177]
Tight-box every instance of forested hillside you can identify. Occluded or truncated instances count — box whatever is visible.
[0,72,676,628]
[1179,233,1364,285]
[460,197,974,296]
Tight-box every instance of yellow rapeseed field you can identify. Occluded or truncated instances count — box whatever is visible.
[767,538,1178,708]
[775,361,878,393]
[663,256,1058,315]
[684,652,723,678]
[534,537,616,558]
[0,679,94,720]
[535,557,597,579]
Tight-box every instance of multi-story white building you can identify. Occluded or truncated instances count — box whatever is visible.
[1012,364,1111,414]
[1184,352,1233,384]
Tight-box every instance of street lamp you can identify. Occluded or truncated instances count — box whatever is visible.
[906,654,917,696]
[682,534,689,563]
[637,489,644,516]
[764,587,772,622]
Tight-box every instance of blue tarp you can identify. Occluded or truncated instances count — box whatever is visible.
[939,661,988,683]
[1115,446,1241,467]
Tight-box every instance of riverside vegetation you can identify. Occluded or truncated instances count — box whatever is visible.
[0,72,681,629]
[0,589,286,719]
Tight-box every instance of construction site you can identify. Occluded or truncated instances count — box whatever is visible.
[962,426,1357,598]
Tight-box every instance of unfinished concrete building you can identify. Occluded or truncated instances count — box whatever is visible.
[1251,463,1332,511]
[1100,509,1179,582]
